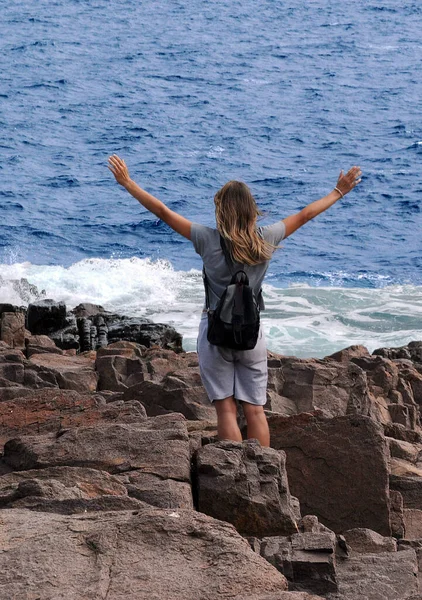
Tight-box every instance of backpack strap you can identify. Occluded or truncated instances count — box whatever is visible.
[202,267,211,311]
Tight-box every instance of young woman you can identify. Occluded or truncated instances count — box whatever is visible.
[108,155,361,446]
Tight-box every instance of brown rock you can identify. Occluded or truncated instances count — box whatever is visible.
[0,466,151,514]
[269,414,391,535]
[0,311,25,348]
[390,458,422,478]
[28,352,98,392]
[390,489,405,538]
[96,340,145,359]
[387,437,421,463]
[261,531,337,595]
[343,528,397,553]
[117,471,193,509]
[384,422,422,444]
[404,509,422,540]
[196,439,298,537]
[331,548,418,600]
[26,334,64,358]
[122,379,215,421]
[96,354,147,391]
[390,475,422,510]
[3,414,191,482]
[0,507,288,599]
[268,356,371,418]
[0,466,127,499]
[0,389,147,445]
[327,345,371,362]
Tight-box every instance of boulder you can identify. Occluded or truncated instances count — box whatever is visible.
[107,317,183,352]
[267,356,371,418]
[0,465,148,514]
[260,531,337,595]
[387,437,421,463]
[196,439,298,537]
[326,345,371,363]
[27,299,67,334]
[25,334,63,357]
[0,508,289,599]
[0,311,25,348]
[384,423,422,444]
[390,475,422,510]
[96,354,147,391]
[342,528,397,554]
[0,389,147,445]
[269,414,391,535]
[373,341,422,364]
[117,471,193,509]
[121,379,215,421]
[3,414,191,483]
[28,352,98,392]
[404,509,422,540]
[329,548,418,600]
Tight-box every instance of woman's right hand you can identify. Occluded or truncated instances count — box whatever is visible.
[335,166,362,197]
[108,154,131,187]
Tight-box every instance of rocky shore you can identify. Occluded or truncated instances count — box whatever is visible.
[1,299,422,599]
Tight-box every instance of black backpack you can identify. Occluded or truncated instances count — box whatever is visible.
[202,236,261,350]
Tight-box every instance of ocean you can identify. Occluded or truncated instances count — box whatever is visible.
[1,0,421,357]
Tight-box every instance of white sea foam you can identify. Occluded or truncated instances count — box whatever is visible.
[1,258,421,358]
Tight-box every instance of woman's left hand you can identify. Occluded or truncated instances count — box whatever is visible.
[335,166,362,197]
[108,155,131,187]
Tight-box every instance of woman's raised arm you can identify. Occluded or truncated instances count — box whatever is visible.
[282,166,362,238]
[108,155,192,240]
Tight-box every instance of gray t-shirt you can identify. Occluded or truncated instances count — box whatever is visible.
[191,221,286,311]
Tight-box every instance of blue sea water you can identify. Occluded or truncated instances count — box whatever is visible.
[0,0,421,356]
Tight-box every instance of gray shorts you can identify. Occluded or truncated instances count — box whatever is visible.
[197,315,268,405]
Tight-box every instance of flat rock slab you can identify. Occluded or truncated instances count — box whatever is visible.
[0,389,147,445]
[122,379,214,421]
[0,465,127,500]
[343,528,397,554]
[326,548,418,600]
[29,352,98,392]
[196,439,298,537]
[0,508,288,600]
[117,470,193,509]
[269,414,391,535]
[3,414,191,482]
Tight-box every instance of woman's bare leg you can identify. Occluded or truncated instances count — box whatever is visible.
[241,402,270,446]
[214,396,242,442]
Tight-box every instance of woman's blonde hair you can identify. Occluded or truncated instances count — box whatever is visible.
[214,180,276,266]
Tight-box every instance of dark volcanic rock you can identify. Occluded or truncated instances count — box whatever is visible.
[107,317,183,352]
[196,439,298,537]
[0,508,289,599]
[373,341,422,364]
[27,299,67,334]
[269,414,391,535]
